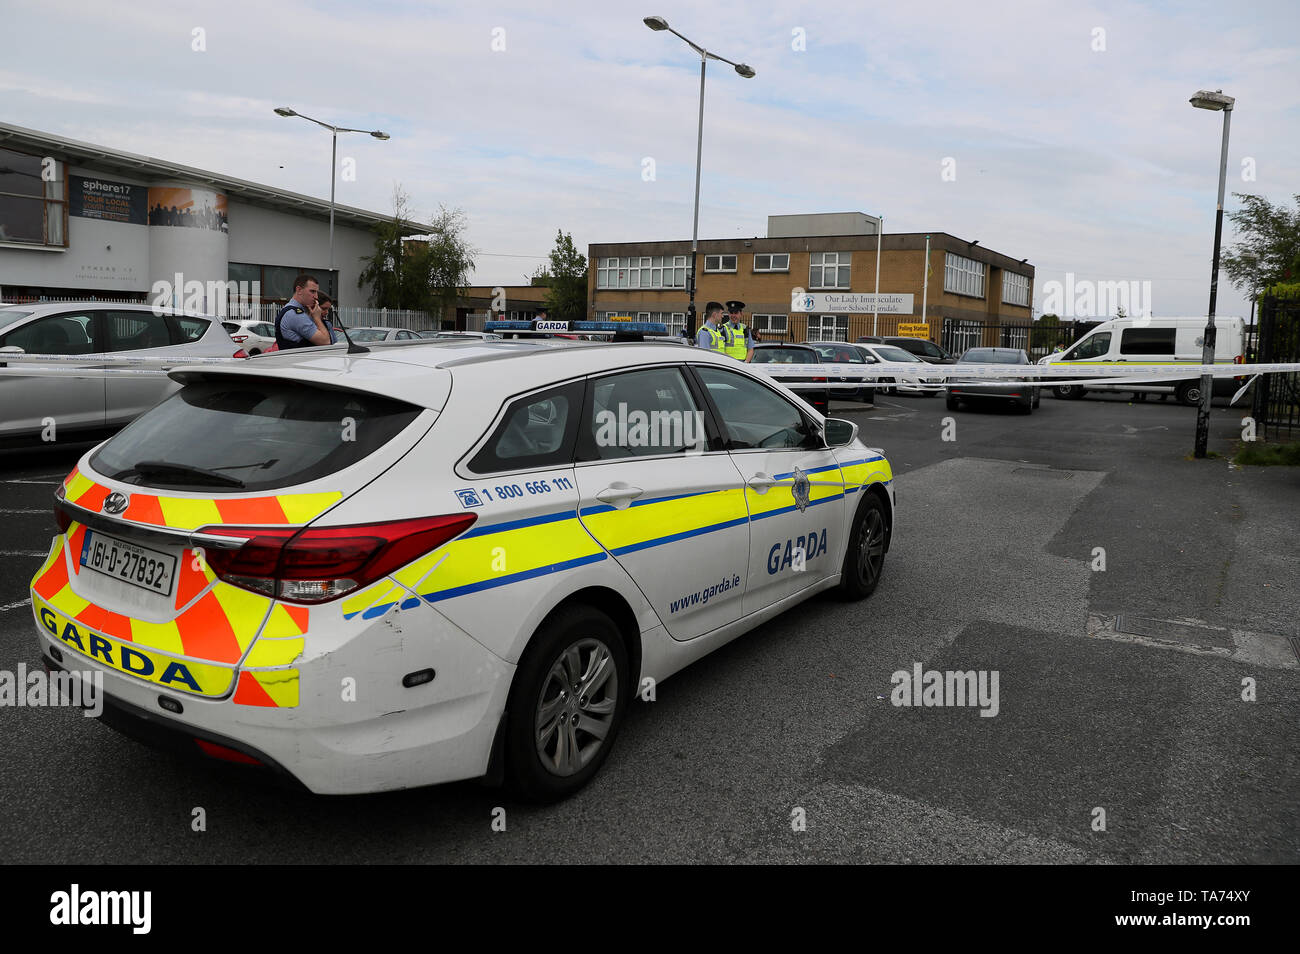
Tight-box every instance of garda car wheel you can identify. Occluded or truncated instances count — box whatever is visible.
[837,494,888,600]
[505,605,629,802]
[1175,381,1201,406]
[1054,384,1085,399]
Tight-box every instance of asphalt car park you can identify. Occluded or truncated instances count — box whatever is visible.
[0,383,1296,863]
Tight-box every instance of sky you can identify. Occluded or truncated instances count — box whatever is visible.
[3,0,1297,319]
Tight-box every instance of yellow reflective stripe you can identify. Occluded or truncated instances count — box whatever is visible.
[247,669,299,707]
[48,582,91,619]
[581,489,748,550]
[129,617,185,655]
[65,473,94,501]
[341,580,405,617]
[210,583,272,651]
[278,492,343,524]
[841,459,893,489]
[244,637,305,668]
[34,595,234,698]
[158,497,222,530]
[420,518,601,592]
[261,602,307,639]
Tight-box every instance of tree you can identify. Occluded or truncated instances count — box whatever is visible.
[409,206,476,324]
[528,266,553,287]
[358,187,476,324]
[357,184,409,309]
[1030,312,1061,351]
[1222,193,1300,294]
[543,230,587,321]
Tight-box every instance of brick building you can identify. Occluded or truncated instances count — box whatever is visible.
[587,213,1036,354]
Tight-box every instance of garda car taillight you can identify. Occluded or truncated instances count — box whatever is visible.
[233,349,249,359]
[199,514,478,604]
[231,334,248,342]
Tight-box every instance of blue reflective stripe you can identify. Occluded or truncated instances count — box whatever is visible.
[461,509,577,537]
[610,516,750,555]
[749,492,846,522]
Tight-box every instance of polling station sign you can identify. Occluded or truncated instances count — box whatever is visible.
[69,175,148,225]
[792,292,915,314]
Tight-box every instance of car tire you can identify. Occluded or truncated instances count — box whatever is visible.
[1019,398,1034,414]
[1054,384,1085,399]
[504,605,629,803]
[837,493,888,601]
[946,396,960,411]
[1033,390,1041,409]
[1175,381,1201,406]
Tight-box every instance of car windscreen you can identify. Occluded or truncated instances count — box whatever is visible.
[91,377,422,493]
[349,329,391,342]
[0,308,35,334]
[873,346,921,363]
[752,348,815,364]
[812,345,863,363]
[961,350,1024,364]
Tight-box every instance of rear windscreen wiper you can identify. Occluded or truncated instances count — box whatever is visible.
[125,460,246,488]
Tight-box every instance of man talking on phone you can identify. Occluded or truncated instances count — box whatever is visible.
[274,274,336,349]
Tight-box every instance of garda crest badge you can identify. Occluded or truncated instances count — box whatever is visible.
[791,468,811,513]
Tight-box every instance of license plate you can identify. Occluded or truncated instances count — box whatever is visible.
[79,530,177,598]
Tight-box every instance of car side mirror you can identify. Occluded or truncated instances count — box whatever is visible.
[822,418,858,448]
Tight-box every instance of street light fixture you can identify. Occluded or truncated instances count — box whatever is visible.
[273,106,391,278]
[1188,88,1234,459]
[642,15,755,336]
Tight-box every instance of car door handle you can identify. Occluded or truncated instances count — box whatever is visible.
[746,473,779,493]
[595,484,644,506]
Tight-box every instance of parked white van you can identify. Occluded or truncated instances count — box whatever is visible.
[1042,317,1246,405]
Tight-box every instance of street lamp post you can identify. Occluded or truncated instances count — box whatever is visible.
[274,107,390,284]
[1188,89,1234,459]
[643,16,754,338]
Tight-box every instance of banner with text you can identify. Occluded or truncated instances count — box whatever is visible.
[69,176,148,225]
[792,292,914,314]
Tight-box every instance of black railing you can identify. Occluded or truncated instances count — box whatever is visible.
[1250,296,1300,440]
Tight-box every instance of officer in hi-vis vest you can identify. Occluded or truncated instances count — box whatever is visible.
[696,301,729,353]
[722,300,753,362]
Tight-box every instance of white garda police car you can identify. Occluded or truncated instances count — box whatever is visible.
[32,331,895,799]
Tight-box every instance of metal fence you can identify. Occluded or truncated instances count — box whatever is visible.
[1250,296,1300,440]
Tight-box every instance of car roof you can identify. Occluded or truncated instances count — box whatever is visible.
[754,342,815,350]
[170,339,751,409]
[0,301,216,319]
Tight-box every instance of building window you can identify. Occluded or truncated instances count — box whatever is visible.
[1002,271,1030,307]
[806,314,848,342]
[752,253,790,273]
[809,252,850,289]
[944,253,986,298]
[596,255,690,289]
[704,254,737,273]
[751,314,788,339]
[0,148,67,247]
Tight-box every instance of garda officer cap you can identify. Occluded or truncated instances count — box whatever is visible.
[726,300,745,314]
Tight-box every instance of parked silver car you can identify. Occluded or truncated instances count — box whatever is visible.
[347,326,424,342]
[0,302,242,442]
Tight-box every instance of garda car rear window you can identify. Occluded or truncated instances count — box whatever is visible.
[91,378,422,492]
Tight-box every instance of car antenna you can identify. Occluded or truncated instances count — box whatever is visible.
[337,324,369,355]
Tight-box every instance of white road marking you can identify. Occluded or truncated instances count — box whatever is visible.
[4,479,61,485]
[0,599,31,612]
[0,509,48,514]
[0,550,48,557]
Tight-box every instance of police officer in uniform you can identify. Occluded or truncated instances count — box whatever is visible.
[696,301,729,353]
[274,274,336,349]
[722,300,753,362]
